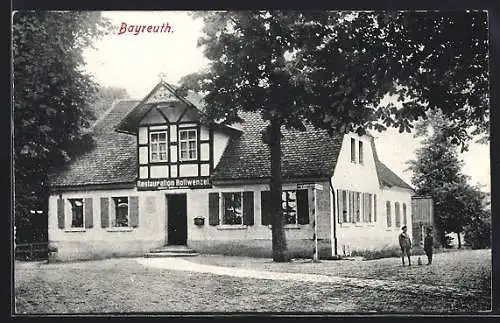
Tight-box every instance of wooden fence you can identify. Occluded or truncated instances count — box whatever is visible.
[15,242,48,260]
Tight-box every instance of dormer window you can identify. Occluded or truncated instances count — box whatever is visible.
[150,131,168,162]
[179,129,197,161]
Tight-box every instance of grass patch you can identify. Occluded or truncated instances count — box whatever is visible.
[351,246,426,260]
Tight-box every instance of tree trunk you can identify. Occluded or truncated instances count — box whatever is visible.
[269,117,288,262]
[457,231,462,249]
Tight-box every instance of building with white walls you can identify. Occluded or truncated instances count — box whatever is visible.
[47,81,414,261]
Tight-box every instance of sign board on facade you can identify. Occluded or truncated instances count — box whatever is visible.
[297,183,323,191]
[137,177,211,190]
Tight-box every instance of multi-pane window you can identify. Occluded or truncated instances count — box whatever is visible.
[69,199,84,228]
[402,203,407,226]
[112,197,129,227]
[150,131,168,162]
[282,191,298,225]
[374,194,377,222]
[359,141,364,164]
[222,192,242,225]
[395,202,401,228]
[179,129,197,161]
[386,201,392,227]
[351,138,356,163]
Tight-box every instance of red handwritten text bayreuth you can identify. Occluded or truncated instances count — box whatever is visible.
[117,22,173,35]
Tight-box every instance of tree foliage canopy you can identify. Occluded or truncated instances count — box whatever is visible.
[181,11,488,146]
[407,113,488,247]
[13,11,111,242]
[179,11,489,260]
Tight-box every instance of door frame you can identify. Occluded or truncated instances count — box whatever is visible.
[165,193,188,245]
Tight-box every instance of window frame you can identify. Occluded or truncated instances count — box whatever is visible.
[282,190,298,225]
[395,202,401,228]
[402,203,407,226]
[179,128,198,161]
[350,138,356,163]
[358,141,364,164]
[149,130,168,163]
[112,196,129,228]
[69,198,84,228]
[362,193,373,223]
[221,192,243,226]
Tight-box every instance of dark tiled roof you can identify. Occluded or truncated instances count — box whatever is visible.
[211,112,344,181]
[48,95,412,190]
[48,100,140,187]
[374,159,414,190]
[369,138,413,190]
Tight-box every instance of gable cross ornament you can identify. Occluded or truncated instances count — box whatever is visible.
[158,72,167,82]
[147,71,176,103]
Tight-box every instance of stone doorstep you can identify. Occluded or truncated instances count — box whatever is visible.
[145,245,199,257]
[149,245,196,252]
[144,252,200,258]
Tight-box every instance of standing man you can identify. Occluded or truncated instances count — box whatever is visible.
[424,228,434,265]
[399,226,412,266]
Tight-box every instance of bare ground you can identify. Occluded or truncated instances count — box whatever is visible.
[14,248,491,314]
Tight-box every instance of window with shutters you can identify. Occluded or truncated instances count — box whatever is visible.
[179,129,197,161]
[362,193,372,222]
[395,202,401,228]
[222,192,242,225]
[150,131,168,162]
[112,197,129,227]
[260,190,308,227]
[386,201,392,227]
[69,199,84,228]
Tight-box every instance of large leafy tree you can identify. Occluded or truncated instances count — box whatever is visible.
[407,114,486,248]
[179,11,489,262]
[13,11,110,243]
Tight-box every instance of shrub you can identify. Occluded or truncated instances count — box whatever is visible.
[464,218,491,249]
[351,246,426,260]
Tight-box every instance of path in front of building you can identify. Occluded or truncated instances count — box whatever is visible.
[136,257,482,299]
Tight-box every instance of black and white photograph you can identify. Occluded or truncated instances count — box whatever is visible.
[12,9,492,314]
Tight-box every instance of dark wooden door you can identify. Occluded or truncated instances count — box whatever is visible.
[166,194,187,245]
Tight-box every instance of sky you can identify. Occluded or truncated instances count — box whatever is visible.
[83,11,491,192]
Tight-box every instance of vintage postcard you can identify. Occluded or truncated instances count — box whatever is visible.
[12,9,492,314]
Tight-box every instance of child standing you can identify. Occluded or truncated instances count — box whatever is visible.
[424,228,434,265]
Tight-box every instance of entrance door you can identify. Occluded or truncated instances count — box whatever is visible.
[166,194,187,245]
